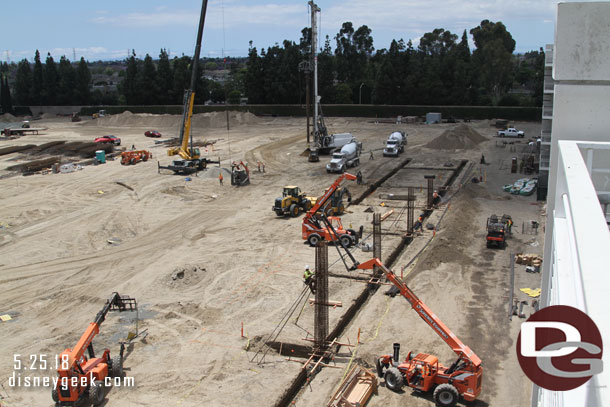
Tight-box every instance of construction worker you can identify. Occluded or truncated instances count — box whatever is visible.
[303,265,315,294]
[262,162,265,173]
[257,161,261,172]
[413,216,423,234]
[218,172,224,186]
[369,150,374,160]
[431,191,441,208]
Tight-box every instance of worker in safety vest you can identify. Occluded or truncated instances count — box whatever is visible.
[303,265,315,293]
[218,172,224,185]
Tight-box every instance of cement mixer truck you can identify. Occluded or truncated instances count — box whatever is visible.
[326,140,362,173]
[383,131,406,157]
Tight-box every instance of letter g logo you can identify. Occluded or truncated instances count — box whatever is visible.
[516,305,603,391]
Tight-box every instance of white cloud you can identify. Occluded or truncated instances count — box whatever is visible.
[92,2,306,29]
[322,0,558,43]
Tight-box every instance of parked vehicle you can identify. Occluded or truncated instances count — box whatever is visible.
[497,128,525,138]
[121,150,152,165]
[94,135,121,145]
[326,141,362,173]
[383,131,406,157]
[144,130,162,138]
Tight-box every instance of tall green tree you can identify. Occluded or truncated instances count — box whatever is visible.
[4,76,13,113]
[57,56,75,105]
[137,54,158,104]
[14,59,32,105]
[74,57,91,104]
[157,49,173,104]
[31,50,44,106]
[470,20,516,105]
[43,53,59,105]
[121,51,139,104]
[171,56,190,104]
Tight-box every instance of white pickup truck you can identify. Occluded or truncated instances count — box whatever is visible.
[497,128,525,138]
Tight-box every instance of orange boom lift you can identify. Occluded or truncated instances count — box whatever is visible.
[52,292,137,406]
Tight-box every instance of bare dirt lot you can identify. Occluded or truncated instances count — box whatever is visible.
[0,113,544,407]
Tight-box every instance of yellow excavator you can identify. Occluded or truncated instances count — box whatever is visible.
[158,0,219,175]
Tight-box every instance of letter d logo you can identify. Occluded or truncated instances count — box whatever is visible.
[516,305,603,391]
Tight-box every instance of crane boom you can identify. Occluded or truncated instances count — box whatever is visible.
[356,258,482,368]
[304,172,356,222]
[170,0,209,159]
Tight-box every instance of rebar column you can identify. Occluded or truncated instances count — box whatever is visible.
[373,213,381,276]
[407,187,415,234]
[314,241,329,350]
[424,175,436,209]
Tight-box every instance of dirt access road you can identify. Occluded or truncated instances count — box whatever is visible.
[0,113,543,407]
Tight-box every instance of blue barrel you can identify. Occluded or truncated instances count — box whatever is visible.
[95,150,106,164]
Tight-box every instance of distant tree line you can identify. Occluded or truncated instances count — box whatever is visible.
[4,19,544,109]
[119,49,244,105]
[246,19,545,106]
[10,51,92,106]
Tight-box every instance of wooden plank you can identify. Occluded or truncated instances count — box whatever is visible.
[308,299,343,307]
[380,209,394,221]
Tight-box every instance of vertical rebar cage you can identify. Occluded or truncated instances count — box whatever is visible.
[314,241,329,350]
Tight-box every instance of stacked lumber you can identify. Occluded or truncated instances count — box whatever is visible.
[515,253,543,267]
[328,365,377,407]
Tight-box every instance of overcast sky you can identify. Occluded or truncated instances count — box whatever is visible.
[2,0,570,62]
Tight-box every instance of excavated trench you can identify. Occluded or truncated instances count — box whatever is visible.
[273,158,468,407]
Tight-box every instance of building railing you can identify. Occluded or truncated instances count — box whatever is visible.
[538,140,610,407]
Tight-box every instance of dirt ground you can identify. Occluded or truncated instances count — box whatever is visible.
[0,113,544,407]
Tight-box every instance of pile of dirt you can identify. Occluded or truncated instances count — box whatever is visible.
[424,124,487,150]
[85,111,260,129]
[32,141,114,158]
[0,113,17,122]
[41,113,55,119]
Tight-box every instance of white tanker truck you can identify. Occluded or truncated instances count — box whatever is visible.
[383,131,406,157]
[326,140,363,173]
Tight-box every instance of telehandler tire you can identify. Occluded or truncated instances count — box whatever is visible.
[111,355,123,378]
[339,234,352,248]
[307,233,321,247]
[433,383,459,407]
[89,380,105,406]
[384,367,404,391]
[51,387,59,402]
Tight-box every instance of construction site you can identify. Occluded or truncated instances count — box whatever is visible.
[0,2,549,407]
[0,107,546,407]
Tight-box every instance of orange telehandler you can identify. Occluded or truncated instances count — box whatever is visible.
[301,172,359,247]
[358,259,482,406]
[52,292,137,406]
[328,236,483,406]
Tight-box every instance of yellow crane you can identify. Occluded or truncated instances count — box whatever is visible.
[158,0,220,175]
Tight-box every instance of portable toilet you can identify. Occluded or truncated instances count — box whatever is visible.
[95,150,106,164]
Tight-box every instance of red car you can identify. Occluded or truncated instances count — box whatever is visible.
[145,130,162,138]
[94,135,121,145]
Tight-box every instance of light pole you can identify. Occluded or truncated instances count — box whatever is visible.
[359,83,364,104]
